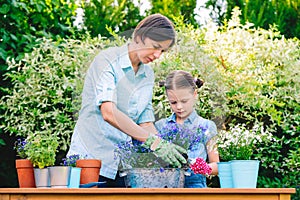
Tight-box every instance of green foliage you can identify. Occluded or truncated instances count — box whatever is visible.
[0,0,79,73]
[0,37,106,151]
[202,7,300,193]
[24,132,59,168]
[83,0,143,38]
[205,0,300,39]
[148,0,198,26]
[217,122,273,161]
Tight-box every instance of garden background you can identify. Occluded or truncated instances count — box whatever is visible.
[0,0,299,199]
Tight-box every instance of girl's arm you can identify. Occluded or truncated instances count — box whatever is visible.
[206,136,220,175]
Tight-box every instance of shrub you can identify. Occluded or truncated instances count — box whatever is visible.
[217,122,273,161]
[0,37,107,151]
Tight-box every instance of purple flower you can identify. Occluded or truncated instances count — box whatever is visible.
[14,138,27,159]
[158,123,206,150]
[115,123,206,169]
[61,154,81,167]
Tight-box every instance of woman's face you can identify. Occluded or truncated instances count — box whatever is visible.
[134,37,173,64]
[167,88,197,123]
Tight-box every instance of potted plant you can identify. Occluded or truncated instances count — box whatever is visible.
[48,165,71,188]
[216,122,273,188]
[115,123,209,188]
[14,138,36,188]
[75,157,101,187]
[61,154,82,188]
[24,132,59,188]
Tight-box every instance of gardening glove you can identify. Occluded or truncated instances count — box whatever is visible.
[142,133,187,168]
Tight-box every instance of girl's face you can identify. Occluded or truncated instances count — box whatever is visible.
[167,88,197,124]
[134,37,173,64]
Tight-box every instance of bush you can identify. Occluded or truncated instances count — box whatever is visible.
[205,0,300,39]
[200,8,299,191]
[0,37,106,151]
[0,0,80,73]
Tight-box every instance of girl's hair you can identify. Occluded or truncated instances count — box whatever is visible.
[160,70,203,92]
[133,14,176,47]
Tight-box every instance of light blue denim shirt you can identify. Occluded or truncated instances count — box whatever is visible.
[155,110,218,188]
[67,44,155,179]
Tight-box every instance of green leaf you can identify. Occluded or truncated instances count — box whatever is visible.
[0,4,10,14]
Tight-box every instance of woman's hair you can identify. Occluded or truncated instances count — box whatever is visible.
[133,14,176,47]
[161,70,203,92]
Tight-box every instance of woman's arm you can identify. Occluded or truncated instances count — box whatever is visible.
[100,101,153,142]
[139,122,158,134]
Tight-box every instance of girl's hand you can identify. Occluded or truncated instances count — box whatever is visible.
[189,157,212,175]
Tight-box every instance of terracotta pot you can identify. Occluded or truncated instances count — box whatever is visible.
[76,159,101,185]
[15,159,36,188]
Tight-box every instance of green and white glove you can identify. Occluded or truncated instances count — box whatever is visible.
[142,133,187,168]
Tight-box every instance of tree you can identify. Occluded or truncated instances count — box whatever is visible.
[0,0,79,75]
[148,0,198,26]
[83,0,143,38]
[205,0,300,38]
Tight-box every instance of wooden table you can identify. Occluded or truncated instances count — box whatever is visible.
[0,188,295,200]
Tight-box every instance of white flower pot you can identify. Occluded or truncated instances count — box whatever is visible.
[49,166,71,188]
[34,168,50,188]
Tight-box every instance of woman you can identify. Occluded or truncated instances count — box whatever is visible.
[67,14,187,187]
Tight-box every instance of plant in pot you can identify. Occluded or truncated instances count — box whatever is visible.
[216,122,273,188]
[61,154,83,188]
[75,156,102,187]
[115,123,210,188]
[14,138,36,188]
[24,132,59,188]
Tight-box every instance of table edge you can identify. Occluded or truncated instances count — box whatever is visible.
[0,188,296,194]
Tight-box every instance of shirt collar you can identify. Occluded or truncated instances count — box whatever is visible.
[166,110,198,124]
[121,44,147,78]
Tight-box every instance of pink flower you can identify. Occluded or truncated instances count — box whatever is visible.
[190,158,212,175]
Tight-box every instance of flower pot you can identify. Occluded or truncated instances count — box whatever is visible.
[217,162,233,188]
[231,160,260,188]
[34,168,50,188]
[125,168,185,188]
[76,159,101,185]
[68,167,81,188]
[49,166,71,188]
[15,159,36,188]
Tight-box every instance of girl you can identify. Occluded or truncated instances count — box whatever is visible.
[155,70,220,188]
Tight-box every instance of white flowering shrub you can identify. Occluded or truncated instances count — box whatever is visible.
[217,122,274,161]
[0,37,110,151]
